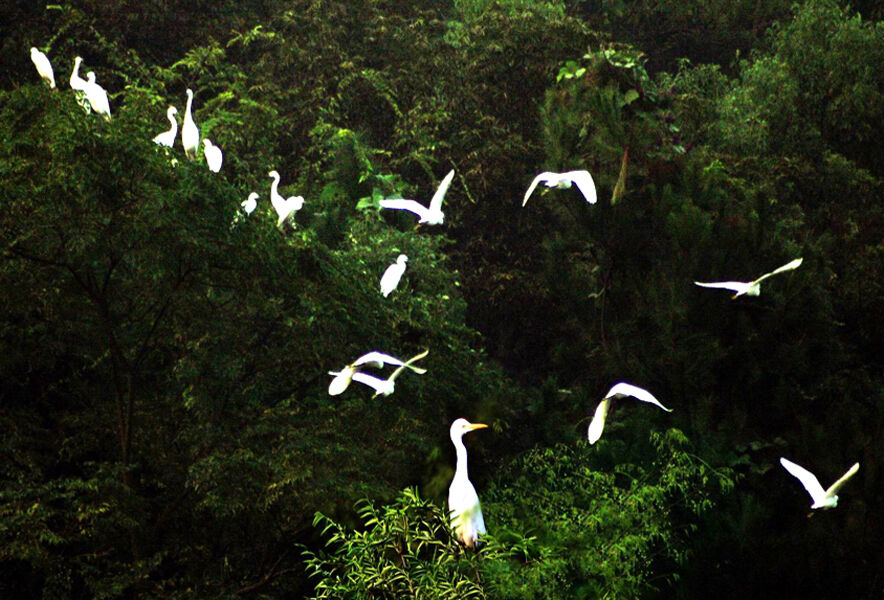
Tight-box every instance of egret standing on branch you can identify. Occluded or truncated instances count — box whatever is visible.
[587,382,673,444]
[268,170,304,228]
[380,254,408,297]
[182,89,200,159]
[152,106,178,147]
[378,169,454,225]
[203,139,223,173]
[30,47,55,88]
[695,258,803,299]
[69,56,91,113]
[448,418,488,548]
[779,457,859,510]
[523,170,597,206]
[84,72,111,121]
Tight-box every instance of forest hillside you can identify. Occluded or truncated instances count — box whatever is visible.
[1,1,881,598]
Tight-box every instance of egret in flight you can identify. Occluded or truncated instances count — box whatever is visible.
[203,139,222,173]
[268,170,304,228]
[380,254,408,297]
[588,382,673,444]
[30,48,55,88]
[152,106,178,147]
[523,170,597,206]
[328,349,428,396]
[780,458,859,510]
[69,57,91,113]
[695,258,803,299]
[182,89,200,159]
[448,418,488,547]
[84,72,111,121]
[378,169,454,225]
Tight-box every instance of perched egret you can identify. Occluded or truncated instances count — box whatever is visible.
[380,254,408,297]
[84,72,111,121]
[523,170,597,206]
[695,258,803,299]
[378,169,454,225]
[587,382,673,444]
[328,349,428,396]
[182,89,200,159]
[152,106,178,147]
[203,139,222,173]
[69,56,91,113]
[268,170,304,227]
[241,192,258,215]
[448,418,488,548]
[780,458,859,510]
[30,48,55,88]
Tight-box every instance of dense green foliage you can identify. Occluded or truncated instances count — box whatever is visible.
[1,0,881,598]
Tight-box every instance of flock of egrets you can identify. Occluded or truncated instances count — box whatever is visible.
[29,45,859,548]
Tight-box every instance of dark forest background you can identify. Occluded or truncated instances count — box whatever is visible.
[1,1,881,598]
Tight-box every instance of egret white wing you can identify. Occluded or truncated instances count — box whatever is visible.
[754,258,803,283]
[352,351,405,369]
[378,199,430,220]
[587,398,610,444]
[780,457,827,504]
[566,170,597,204]
[428,169,455,213]
[350,371,392,395]
[522,172,553,206]
[605,382,672,412]
[694,281,753,294]
[824,462,860,499]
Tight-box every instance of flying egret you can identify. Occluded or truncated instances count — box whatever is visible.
[69,56,91,113]
[203,139,222,173]
[523,170,597,206]
[780,458,859,510]
[83,72,111,121]
[448,418,488,548]
[380,254,408,297]
[182,89,200,159]
[695,258,803,299]
[268,170,304,227]
[378,169,454,225]
[328,349,428,396]
[241,192,258,215]
[587,382,673,444]
[152,106,178,147]
[30,48,55,88]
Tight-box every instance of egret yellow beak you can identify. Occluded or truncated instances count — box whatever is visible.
[467,423,488,431]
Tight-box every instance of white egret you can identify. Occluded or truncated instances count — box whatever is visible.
[378,169,454,225]
[84,72,111,121]
[182,89,200,159]
[152,106,178,147]
[351,349,428,372]
[587,382,673,444]
[780,458,859,510]
[241,192,258,215]
[203,139,223,173]
[380,254,408,297]
[69,56,91,113]
[523,170,597,206]
[268,170,304,227]
[30,48,55,88]
[328,349,428,396]
[695,258,803,299]
[448,418,487,548]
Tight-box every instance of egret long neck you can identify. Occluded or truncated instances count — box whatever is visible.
[453,436,469,480]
